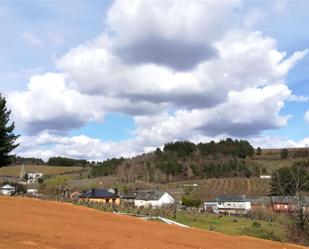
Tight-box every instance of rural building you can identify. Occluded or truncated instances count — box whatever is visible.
[248,196,309,214]
[0,184,15,196]
[25,172,43,184]
[204,200,218,212]
[204,195,251,215]
[120,194,136,207]
[79,189,120,205]
[271,196,298,214]
[259,175,271,179]
[134,191,175,208]
[248,196,273,213]
[27,188,39,196]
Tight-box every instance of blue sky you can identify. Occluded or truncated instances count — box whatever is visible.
[1,0,309,160]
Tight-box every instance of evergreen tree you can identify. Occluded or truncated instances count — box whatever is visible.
[256,147,262,155]
[0,94,19,167]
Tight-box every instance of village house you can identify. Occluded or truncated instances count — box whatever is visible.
[204,195,251,215]
[27,188,39,196]
[0,184,15,196]
[248,196,273,213]
[259,175,272,179]
[25,172,43,184]
[134,190,175,208]
[79,188,120,205]
[242,196,309,214]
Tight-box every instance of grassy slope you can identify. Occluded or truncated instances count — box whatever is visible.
[170,212,287,242]
[0,165,83,177]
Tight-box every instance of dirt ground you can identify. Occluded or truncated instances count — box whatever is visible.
[0,197,307,249]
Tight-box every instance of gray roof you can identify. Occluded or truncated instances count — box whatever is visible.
[80,189,118,199]
[216,195,247,202]
[244,196,309,206]
[135,190,165,201]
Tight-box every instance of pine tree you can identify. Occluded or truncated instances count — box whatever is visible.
[0,94,19,167]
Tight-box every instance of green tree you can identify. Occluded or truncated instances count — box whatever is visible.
[181,196,201,207]
[256,147,262,155]
[0,94,19,167]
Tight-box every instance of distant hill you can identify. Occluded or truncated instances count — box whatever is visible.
[91,139,309,184]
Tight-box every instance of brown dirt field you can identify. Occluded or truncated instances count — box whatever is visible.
[0,197,307,249]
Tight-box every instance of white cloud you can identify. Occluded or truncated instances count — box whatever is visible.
[15,131,309,162]
[6,0,309,160]
[288,94,308,102]
[16,131,143,161]
[7,73,105,134]
[21,31,43,48]
[108,0,241,70]
[304,110,309,124]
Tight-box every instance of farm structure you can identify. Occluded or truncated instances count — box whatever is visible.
[0,184,15,196]
[204,195,251,215]
[24,172,43,184]
[134,190,175,208]
[206,195,309,215]
[250,196,309,213]
[79,188,120,205]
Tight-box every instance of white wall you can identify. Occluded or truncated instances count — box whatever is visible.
[217,201,251,210]
[0,185,15,196]
[134,192,175,208]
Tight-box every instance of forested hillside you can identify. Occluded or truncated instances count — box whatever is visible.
[91,139,266,183]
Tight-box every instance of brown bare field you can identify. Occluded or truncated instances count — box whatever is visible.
[0,165,83,177]
[165,177,271,200]
[0,197,307,249]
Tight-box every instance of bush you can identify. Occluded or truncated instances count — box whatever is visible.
[181,196,201,207]
[280,149,289,159]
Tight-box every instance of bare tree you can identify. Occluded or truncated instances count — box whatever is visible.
[271,162,309,244]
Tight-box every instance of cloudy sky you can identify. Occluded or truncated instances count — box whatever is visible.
[1,0,309,161]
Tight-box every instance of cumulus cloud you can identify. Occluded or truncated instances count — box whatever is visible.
[6,0,309,159]
[15,131,309,161]
[16,131,144,161]
[108,0,241,70]
[7,73,105,134]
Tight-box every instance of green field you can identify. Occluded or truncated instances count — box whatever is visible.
[0,165,83,177]
[169,212,287,242]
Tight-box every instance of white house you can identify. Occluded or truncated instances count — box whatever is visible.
[260,175,272,179]
[27,188,39,195]
[134,191,175,208]
[204,195,251,215]
[25,172,43,184]
[0,184,15,196]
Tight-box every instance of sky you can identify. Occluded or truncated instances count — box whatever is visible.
[1,0,309,161]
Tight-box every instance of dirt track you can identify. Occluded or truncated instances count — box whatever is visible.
[0,197,306,249]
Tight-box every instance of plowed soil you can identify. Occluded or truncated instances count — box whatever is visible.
[0,197,306,249]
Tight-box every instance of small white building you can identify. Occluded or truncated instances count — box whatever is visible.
[134,191,175,208]
[260,175,272,179]
[27,188,39,195]
[204,195,251,215]
[25,172,43,184]
[0,184,15,196]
